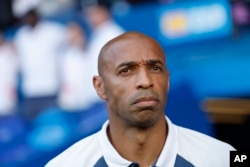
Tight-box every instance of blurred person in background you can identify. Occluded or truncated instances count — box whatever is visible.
[46,32,235,167]
[13,8,67,122]
[0,31,18,116]
[0,0,17,31]
[231,0,250,35]
[58,21,92,111]
[80,0,125,107]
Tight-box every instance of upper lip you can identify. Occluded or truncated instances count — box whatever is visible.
[133,96,159,104]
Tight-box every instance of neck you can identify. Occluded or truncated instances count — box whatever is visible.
[108,115,167,167]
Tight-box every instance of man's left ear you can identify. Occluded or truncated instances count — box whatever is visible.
[93,76,107,100]
[166,70,170,92]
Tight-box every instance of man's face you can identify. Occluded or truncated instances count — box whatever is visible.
[98,36,169,128]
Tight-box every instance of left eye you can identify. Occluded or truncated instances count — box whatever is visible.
[151,66,161,71]
[120,68,130,73]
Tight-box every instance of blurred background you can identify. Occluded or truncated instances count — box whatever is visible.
[0,0,250,166]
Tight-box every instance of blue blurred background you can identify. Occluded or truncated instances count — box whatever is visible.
[0,0,250,166]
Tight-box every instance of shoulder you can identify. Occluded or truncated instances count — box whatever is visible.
[96,21,124,40]
[40,21,65,30]
[14,26,29,40]
[45,132,102,167]
[177,126,235,150]
[176,125,235,166]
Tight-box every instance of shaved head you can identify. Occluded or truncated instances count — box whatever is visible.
[93,31,169,129]
[97,32,166,77]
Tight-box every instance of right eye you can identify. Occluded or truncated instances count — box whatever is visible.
[120,68,130,73]
[118,67,134,76]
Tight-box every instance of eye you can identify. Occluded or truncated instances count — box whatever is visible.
[121,68,130,73]
[118,67,131,75]
[118,65,137,76]
[151,65,162,72]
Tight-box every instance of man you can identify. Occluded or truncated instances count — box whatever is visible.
[46,32,235,167]
[80,0,125,107]
[14,9,66,121]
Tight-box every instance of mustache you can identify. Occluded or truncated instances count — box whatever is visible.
[130,90,160,105]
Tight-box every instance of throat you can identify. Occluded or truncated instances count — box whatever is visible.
[107,116,168,166]
[109,127,166,167]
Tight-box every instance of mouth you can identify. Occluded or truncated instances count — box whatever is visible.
[132,96,159,108]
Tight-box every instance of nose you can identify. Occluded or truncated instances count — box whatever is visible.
[136,68,153,89]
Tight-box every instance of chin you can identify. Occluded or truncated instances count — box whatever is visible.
[134,112,158,128]
[135,120,156,129]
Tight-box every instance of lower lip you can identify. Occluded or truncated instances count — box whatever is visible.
[134,101,158,108]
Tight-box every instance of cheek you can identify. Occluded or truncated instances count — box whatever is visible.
[106,85,130,117]
[154,77,169,97]
[104,79,128,105]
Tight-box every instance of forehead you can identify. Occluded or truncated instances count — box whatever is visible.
[107,36,166,67]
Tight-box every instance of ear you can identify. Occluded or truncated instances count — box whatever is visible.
[166,70,170,92]
[93,75,107,100]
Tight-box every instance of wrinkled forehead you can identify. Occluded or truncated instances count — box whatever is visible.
[102,35,165,65]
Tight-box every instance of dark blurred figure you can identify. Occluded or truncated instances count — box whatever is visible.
[231,0,250,34]
[0,0,17,31]
[13,9,67,122]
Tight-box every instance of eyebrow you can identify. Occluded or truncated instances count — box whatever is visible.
[146,59,164,66]
[117,59,164,69]
[117,61,138,69]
